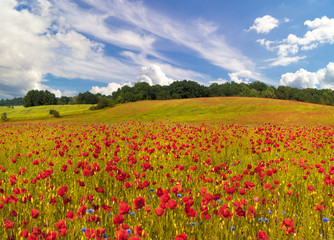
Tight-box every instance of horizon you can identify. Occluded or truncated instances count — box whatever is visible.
[1,0,333,99]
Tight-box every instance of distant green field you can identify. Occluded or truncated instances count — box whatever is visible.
[87,97,334,125]
[2,97,334,125]
[0,104,92,121]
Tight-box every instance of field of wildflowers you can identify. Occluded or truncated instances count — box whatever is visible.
[1,120,334,239]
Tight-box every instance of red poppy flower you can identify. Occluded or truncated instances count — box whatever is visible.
[175,233,187,240]
[258,231,268,240]
[31,209,39,218]
[155,207,165,216]
[4,220,15,229]
[118,201,131,214]
[133,197,145,210]
[113,214,124,226]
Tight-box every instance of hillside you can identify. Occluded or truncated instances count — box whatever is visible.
[2,97,334,125]
[0,104,92,121]
[90,97,334,125]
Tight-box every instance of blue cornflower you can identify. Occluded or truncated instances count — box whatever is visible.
[86,209,93,213]
[276,153,278,156]
[268,211,272,214]
[103,234,108,239]
[231,226,235,230]
[129,211,135,216]
[282,211,285,214]
[217,200,221,203]
[150,189,154,192]
[264,218,268,222]
[126,229,132,234]
[253,198,258,202]
[323,217,329,222]
[190,222,196,226]
[258,218,263,222]
[82,228,87,232]
[108,212,112,216]
[295,214,299,217]
[177,194,182,198]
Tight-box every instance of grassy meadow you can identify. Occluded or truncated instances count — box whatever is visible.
[1,97,334,240]
[0,105,93,121]
[90,97,334,125]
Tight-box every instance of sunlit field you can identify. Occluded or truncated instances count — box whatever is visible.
[0,105,92,121]
[1,119,334,239]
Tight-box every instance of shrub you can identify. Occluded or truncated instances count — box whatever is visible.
[49,109,60,118]
[1,112,8,121]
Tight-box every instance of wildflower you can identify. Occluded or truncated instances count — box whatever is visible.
[323,217,329,222]
[86,209,93,214]
[82,228,87,232]
[190,222,196,226]
[177,194,182,198]
[31,209,39,218]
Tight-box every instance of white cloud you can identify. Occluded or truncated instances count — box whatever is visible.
[259,16,334,67]
[228,71,253,83]
[317,62,334,89]
[248,15,279,34]
[0,0,139,99]
[280,69,319,88]
[286,16,334,47]
[90,82,132,96]
[280,62,334,89]
[209,78,228,85]
[139,64,174,86]
[64,0,255,73]
[269,56,306,67]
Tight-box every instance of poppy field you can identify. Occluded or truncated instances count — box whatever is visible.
[1,120,334,239]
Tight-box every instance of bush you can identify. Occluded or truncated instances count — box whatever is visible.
[1,112,8,121]
[90,98,116,111]
[49,109,60,118]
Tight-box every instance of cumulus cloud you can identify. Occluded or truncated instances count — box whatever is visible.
[280,62,334,89]
[0,0,140,99]
[285,16,334,48]
[228,71,253,83]
[139,64,174,86]
[248,15,279,34]
[280,69,319,88]
[258,16,334,67]
[90,82,132,96]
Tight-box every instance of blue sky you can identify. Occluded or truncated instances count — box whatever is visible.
[1,0,334,98]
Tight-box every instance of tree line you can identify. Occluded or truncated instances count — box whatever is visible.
[3,80,334,109]
[110,80,334,106]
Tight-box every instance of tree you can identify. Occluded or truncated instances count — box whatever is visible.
[23,90,57,107]
[75,92,99,104]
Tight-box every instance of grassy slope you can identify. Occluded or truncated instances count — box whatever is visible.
[2,97,334,125]
[0,104,92,121]
[89,97,334,125]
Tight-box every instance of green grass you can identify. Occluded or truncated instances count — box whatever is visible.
[0,104,92,121]
[3,97,334,125]
[89,97,334,125]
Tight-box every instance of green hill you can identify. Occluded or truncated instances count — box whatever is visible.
[2,97,334,125]
[0,104,92,121]
[83,97,334,125]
